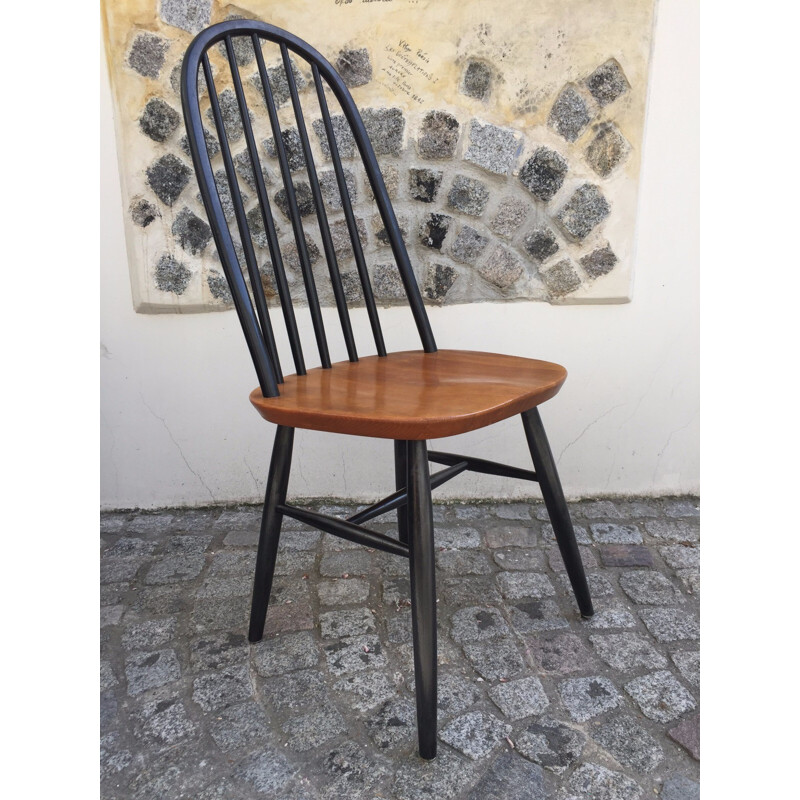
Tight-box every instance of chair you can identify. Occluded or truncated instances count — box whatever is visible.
[180,19,594,761]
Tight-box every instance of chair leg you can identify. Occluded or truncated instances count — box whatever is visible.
[248,425,295,643]
[521,408,594,618]
[394,440,409,545]
[406,439,438,760]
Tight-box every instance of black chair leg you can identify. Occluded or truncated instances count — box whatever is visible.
[406,439,438,760]
[394,440,409,545]
[521,408,594,618]
[248,425,295,643]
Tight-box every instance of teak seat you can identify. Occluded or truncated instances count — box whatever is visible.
[181,19,594,761]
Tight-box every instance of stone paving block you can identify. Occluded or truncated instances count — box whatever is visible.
[319,550,372,577]
[100,605,124,627]
[440,711,511,760]
[639,607,699,642]
[204,88,250,143]
[236,748,297,796]
[526,631,598,674]
[130,584,189,617]
[139,97,181,143]
[625,670,696,723]
[160,0,211,34]
[273,549,316,575]
[590,632,668,671]
[254,631,320,677]
[196,573,251,599]
[523,227,560,264]
[664,499,700,518]
[127,31,169,78]
[419,212,452,249]
[661,776,700,800]
[581,244,618,278]
[437,526,482,549]
[644,519,700,543]
[585,59,630,107]
[263,668,329,713]
[332,669,396,712]
[417,671,483,717]
[361,107,405,155]
[392,749,477,800]
[493,548,545,571]
[122,618,177,651]
[409,167,443,202]
[264,128,306,171]
[466,752,546,800]
[515,717,585,774]
[127,515,176,535]
[317,739,393,799]
[659,544,699,570]
[424,262,459,303]
[549,84,592,143]
[488,676,549,719]
[208,551,254,575]
[548,544,597,572]
[497,571,556,600]
[447,175,490,216]
[541,523,591,544]
[462,638,525,680]
[335,46,371,87]
[214,510,261,530]
[99,732,132,782]
[132,694,197,748]
[273,181,316,218]
[451,225,489,264]
[559,676,622,722]
[518,147,568,202]
[462,60,493,100]
[282,704,347,751]
[479,245,524,288]
[590,523,643,544]
[464,119,520,175]
[125,649,181,695]
[318,168,356,211]
[494,503,533,521]
[191,596,249,634]
[676,569,700,595]
[324,634,387,676]
[320,607,376,639]
[312,114,356,159]
[563,763,642,800]
[491,197,529,238]
[558,572,615,598]
[317,577,370,605]
[541,259,581,297]
[668,713,700,761]
[598,544,654,568]
[100,660,117,692]
[671,650,700,687]
[575,500,624,519]
[364,696,417,749]
[591,715,664,772]
[441,576,503,607]
[582,604,638,630]
[192,664,251,711]
[382,577,411,607]
[208,700,271,753]
[417,110,460,159]
[556,183,610,241]
[454,505,494,520]
[450,606,511,643]
[619,570,683,605]
[145,551,207,585]
[436,549,493,575]
[586,123,629,177]
[509,598,569,633]
[147,154,192,207]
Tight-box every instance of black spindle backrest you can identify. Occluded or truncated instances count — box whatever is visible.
[180,20,437,398]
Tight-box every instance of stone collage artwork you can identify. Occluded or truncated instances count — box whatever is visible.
[103,0,658,312]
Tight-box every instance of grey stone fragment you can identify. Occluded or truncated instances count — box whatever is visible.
[625,670,696,723]
[319,168,356,209]
[672,650,700,686]
[318,578,370,605]
[563,763,642,800]
[125,648,181,695]
[447,175,490,216]
[409,167,443,202]
[122,618,177,651]
[493,548,544,571]
[208,700,270,752]
[320,607,376,639]
[282,703,347,750]
[586,59,630,107]
[586,123,629,176]
[592,715,664,772]
[333,669,395,711]
[264,128,306,171]
[372,263,406,302]
[206,272,232,303]
[639,607,699,642]
[488,676,549,719]
[465,120,520,174]
[491,197,529,238]
[324,635,387,676]
[365,697,417,749]
[451,225,489,264]
[253,631,319,677]
[172,206,212,254]
[154,253,191,295]
[462,60,492,100]
[662,776,701,800]
[440,711,511,760]
[645,519,700,543]
[497,572,555,600]
[527,631,598,674]
[598,544,654,567]
[479,245,524,289]
[146,154,191,206]
[516,717,585,774]
[423,263,458,302]
[523,228,560,263]
[192,664,251,711]
[581,245,618,278]
[462,638,525,680]
[668,714,700,760]
[419,213,451,249]
[467,752,546,800]
[139,97,180,142]
[541,259,581,297]
[362,107,405,155]
[620,570,683,605]
[205,88,250,142]
[590,632,668,671]
[436,548,492,574]
[557,183,611,240]
[417,110,460,158]
[518,147,568,201]
[336,47,372,87]
[132,696,197,747]
[160,0,211,34]
[549,85,592,142]
[591,523,642,544]
[509,598,569,633]
[437,526,482,549]
[127,32,169,78]
[392,749,476,800]
[273,181,316,218]
[559,676,622,722]
[130,197,160,228]
[312,114,356,158]
[451,606,511,644]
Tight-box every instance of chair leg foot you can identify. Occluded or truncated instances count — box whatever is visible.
[521,408,594,618]
[248,425,295,643]
[407,439,438,760]
[394,440,409,546]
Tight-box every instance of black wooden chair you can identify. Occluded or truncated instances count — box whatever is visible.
[180,19,593,760]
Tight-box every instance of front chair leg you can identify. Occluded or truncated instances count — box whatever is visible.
[521,408,594,618]
[406,439,438,760]
[248,425,295,643]
[394,440,409,545]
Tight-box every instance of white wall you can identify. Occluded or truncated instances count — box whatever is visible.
[101,0,698,509]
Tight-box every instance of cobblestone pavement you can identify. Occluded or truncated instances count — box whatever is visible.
[100,497,699,799]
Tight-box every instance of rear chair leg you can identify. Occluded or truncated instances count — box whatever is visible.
[521,408,594,618]
[406,439,438,760]
[394,440,409,545]
[248,425,295,642]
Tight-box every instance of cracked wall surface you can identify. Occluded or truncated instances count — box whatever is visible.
[102,0,657,313]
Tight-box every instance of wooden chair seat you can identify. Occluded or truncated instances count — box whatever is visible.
[249,349,567,440]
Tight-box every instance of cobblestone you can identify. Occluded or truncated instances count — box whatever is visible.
[516,717,585,774]
[559,676,622,722]
[591,714,664,772]
[625,670,696,723]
